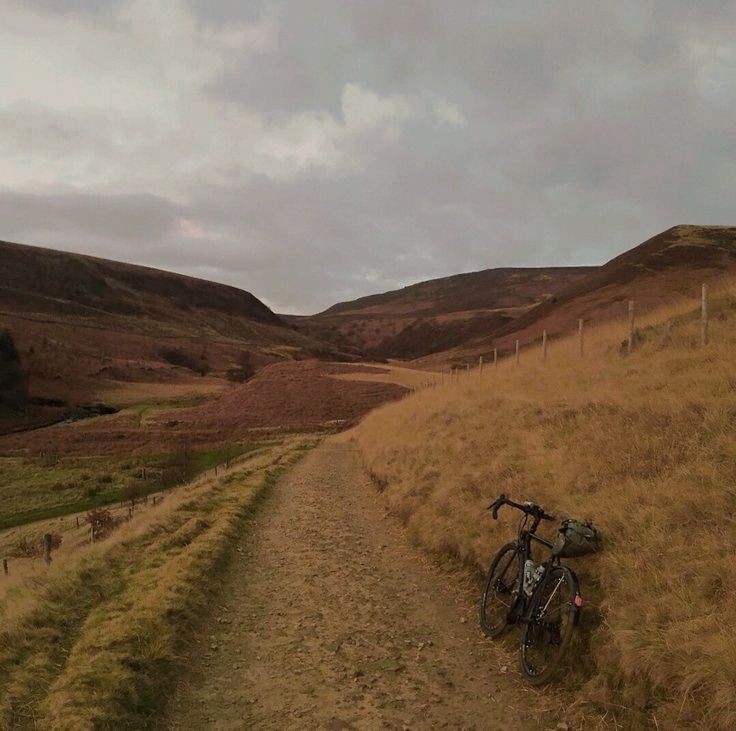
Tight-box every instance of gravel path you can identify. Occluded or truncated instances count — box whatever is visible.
[166,439,545,729]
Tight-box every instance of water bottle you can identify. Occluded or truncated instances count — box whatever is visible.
[523,559,535,597]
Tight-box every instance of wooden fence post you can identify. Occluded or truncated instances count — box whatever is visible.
[43,533,52,565]
[542,330,548,361]
[479,355,484,375]
[628,300,635,354]
[76,516,79,528]
[3,559,8,576]
[493,348,498,368]
[578,318,584,358]
[515,339,520,366]
[701,283,709,346]
[466,363,470,375]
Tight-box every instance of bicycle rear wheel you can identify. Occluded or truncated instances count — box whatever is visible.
[519,565,577,684]
[479,542,520,638]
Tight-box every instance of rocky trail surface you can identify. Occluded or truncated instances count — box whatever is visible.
[166,439,552,729]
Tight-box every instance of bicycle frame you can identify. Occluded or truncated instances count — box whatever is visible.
[505,517,559,625]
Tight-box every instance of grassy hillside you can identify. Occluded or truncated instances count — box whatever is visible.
[0,240,339,429]
[294,267,592,359]
[354,281,736,729]
[0,437,314,728]
[420,225,736,368]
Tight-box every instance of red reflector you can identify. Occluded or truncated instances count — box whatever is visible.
[574,595,585,607]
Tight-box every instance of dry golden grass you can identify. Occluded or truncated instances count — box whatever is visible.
[354,281,736,729]
[0,437,316,729]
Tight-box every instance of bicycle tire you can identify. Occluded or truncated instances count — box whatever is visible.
[479,542,520,638]
[518,565,578,685]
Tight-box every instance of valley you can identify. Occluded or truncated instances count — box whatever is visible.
[2,226,736,729]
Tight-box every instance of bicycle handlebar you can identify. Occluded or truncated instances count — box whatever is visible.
[487,493,555,522]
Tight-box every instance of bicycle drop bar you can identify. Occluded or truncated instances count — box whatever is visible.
[487,493,555,522]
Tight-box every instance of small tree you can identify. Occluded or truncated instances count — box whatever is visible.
[86,508,119,541]
[0,330,27,413]
[226,351,256,383]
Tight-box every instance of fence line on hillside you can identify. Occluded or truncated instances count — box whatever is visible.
[1,454,240,576]
[420,281,714,386]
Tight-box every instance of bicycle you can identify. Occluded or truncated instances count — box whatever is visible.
[479,493,587,685]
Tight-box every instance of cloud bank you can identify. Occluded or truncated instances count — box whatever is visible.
[1,1,734,312]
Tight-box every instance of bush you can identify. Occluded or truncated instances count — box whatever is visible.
[86,508,120,541]
[122,482,145,504]
[0,330,26,413]
[160,347,210,376]
[226,351,256,383]
[83,485,101,499]
[11,533,62,558]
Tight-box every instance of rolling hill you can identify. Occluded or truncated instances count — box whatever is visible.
[417,225,736,367]
[0,240,338,429]
[292,266,594,359]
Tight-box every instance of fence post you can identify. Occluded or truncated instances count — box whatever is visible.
[542,330,548,361]
[701,283,709,346]
[43,533,53,566]
[628,300,635,354]
[466,362,470,375]
[493,348,498,368]
[515,339,520,366]
[578,318,584,358]
[3,559,7,576]
[479,355,484,375]
[76,516,79,528]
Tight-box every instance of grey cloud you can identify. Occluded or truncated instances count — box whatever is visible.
[0,190,179,248]
[1,0,735,313]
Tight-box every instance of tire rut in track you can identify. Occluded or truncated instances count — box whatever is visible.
[166,439,545,730]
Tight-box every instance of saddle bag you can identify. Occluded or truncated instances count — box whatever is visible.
[551,518,603,558]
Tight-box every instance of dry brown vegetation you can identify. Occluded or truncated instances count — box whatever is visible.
[354,281,736,729]
[0,361,407,459]
[0,239,342,432]
[0,436,314,728]
[295,267,592,358]
[420,224,736,369]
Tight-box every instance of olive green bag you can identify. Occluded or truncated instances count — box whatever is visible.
[551,519,603,558]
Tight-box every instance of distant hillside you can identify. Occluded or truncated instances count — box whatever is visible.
[294,267,594,359]
[0,240,338,426]
[0,240,283,330]
[418,225,736,367]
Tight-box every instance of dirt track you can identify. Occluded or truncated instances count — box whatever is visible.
[166,439,546,729]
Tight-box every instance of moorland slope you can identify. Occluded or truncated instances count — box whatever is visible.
[355,282,736,728]
[293,267,592,359]
[419,225,736,367]
[0,240,338,430]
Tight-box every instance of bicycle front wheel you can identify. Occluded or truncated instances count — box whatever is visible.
[479,542,520,638]
[519,565,578,685]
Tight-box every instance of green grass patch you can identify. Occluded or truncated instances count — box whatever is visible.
[0,439,315,728]
[0,444,264,531]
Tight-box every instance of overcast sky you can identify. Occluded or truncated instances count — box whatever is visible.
[1,2,734,313]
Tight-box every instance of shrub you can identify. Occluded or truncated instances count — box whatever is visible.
[160,347,210,376]
[83,485,101,499]
[122,482,145,504]
[11,533,62,558]
[0,330,26,413]
[86,508,119,541]
[226,351,256,383]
